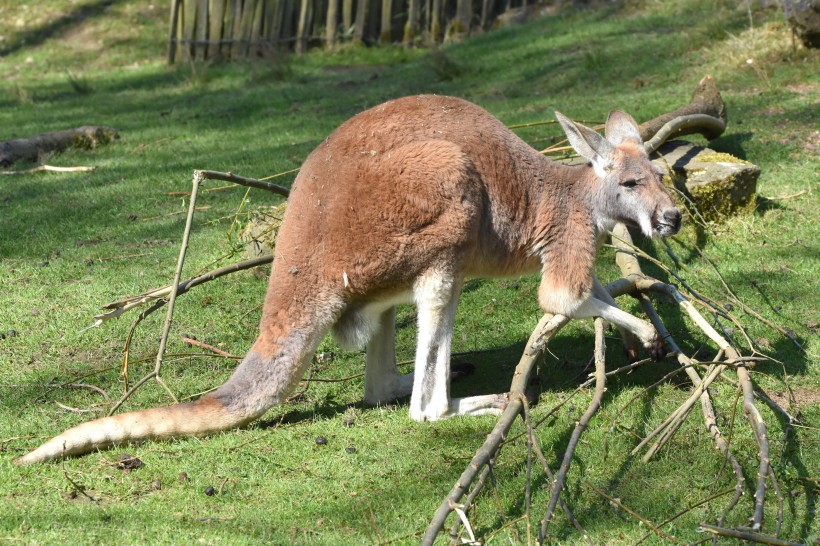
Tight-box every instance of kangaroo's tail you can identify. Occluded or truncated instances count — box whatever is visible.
[13,395,255,465]
[15,296,340,465]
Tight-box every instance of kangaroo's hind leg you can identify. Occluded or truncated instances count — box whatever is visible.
[409,271,506,422]
[363,306,414,405]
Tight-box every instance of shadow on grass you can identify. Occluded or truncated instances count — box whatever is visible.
[0,0,118,58]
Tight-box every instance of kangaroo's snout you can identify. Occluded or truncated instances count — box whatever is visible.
[657,207,682,236]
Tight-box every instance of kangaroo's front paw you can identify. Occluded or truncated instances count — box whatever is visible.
[645,332,666,361]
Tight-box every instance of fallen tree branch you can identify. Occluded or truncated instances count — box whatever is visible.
[538,318,607,542]
[0,164,95,175]
[698,523,803,546]
[0,126,118,166]
[421,313,569,545]
[637,75,727,142]
[107,171,203,414]
[89,255,272,329]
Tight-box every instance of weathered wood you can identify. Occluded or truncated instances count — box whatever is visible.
[380,0,393,44]
[296,0,312,53]
[353,0,368,43]
[326,0,339,49]
[403,0,420,45]
[182,0,197,61]
[195,0,209,59]
[250,0,266,56]
[209,0,227,58]
[0,126,119,167]
[638,75,727,142]
[167,0,183,63]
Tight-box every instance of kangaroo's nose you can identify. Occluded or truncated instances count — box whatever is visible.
[664,208,682,233]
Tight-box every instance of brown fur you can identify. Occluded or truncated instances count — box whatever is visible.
[15,95,679,464]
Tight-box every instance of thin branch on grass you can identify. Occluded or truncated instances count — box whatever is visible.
[538,318,607,542]
[421,314,569,546]
[90,254,273,329]
[698,523,803,546]
[107,170,203,415]
[180,336,240,359]
[197,169,292,197]
[55,402,96,414]
[524,401,593,544]
[0,164,95,175]
[634,487,737,545]
[586,481,684,545]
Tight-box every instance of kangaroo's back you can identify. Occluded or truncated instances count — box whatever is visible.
[283,95,554,286]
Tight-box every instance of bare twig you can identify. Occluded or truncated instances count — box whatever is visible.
[585,481,684,545]
[421,313,568,545]
[698,523,803,546]
[525,402,593,544]
[538,318,607,542]
[0,164,95,175]
[634,487,737,545]
[198,169,291,197]
[90,255,272,328]
[180,336,240,359]
[108,170,203,414]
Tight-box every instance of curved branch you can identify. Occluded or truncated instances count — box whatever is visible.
[643,114,727,154]
[638,75,727,142]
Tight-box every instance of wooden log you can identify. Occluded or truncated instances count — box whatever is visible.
[0,126,119,167]
[638,75,727,142]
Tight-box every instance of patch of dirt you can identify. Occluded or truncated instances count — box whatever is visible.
[61,24,104,54]
[804,130,820,155]
[785,82,819,96]
[767,387,820,411]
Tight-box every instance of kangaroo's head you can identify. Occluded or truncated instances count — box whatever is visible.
[556,110,682,238]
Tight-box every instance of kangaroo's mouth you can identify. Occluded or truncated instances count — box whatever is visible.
[653,209,682,237]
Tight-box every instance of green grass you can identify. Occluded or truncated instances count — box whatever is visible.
[1,0,818,544]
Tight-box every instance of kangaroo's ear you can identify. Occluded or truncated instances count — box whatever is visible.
[604,110,643,148]
[555,111,613,176]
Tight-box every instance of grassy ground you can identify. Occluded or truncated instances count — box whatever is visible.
[0,0,818,544]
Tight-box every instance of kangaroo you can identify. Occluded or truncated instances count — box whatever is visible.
[15,95,681,465]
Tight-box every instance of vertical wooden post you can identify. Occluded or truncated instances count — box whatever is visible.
[480,0,491,30]
[182,0,198,61]
[263,0,280,54]
[342,0,353,39]
[209,0,227,58]
[249,0,265,56]
[353,0,368,43]
[230,0,245,58]
[326,0,339,49]
[281,0,296,47]
[167,0,182,63]
[430,0,441,43]
[195,0,209,59]
[403,0,420,45]
[379,0,392,44]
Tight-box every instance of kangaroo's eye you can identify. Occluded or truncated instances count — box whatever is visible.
[621,179,638,188]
